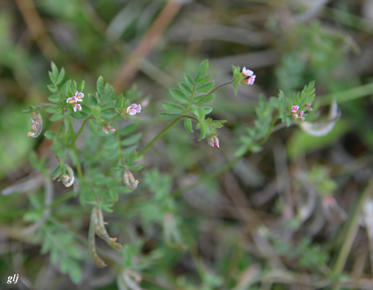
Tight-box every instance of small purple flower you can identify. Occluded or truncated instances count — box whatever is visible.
[291,105,306,121]
[246,74,256,86]
[299,110,305,121]
[208,136,220,149]
[126,104,142,116]
[291,105,299,113]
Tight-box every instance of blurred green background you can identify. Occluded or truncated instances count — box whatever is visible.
[1,0,373,289]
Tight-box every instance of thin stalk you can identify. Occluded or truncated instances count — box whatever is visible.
[138,116,183,156]
[319,82,373,105]
[69,118,83,179]
[332,179,373,290]
[196,80,232,105]
[73,116,91,145]
[171,116,281,197]
[138,80,232,157]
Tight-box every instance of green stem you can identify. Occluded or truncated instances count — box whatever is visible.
[138,116,183,157]
[68,118,84,179]
[138,81,233,157]
[116,131,123,166]
[331,179,373,290]
[258,114,279,146]
[196,80,232,105]
[319,82,373,105]
[73,117,91,145]
[171,115,280,197]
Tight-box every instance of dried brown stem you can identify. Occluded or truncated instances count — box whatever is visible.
[113,0,183,92]
[15,0,57,59]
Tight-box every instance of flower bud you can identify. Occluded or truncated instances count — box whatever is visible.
[208,136,220,149]
[102,124,116,134]
[123,169,139,190]
[27,112,43,138]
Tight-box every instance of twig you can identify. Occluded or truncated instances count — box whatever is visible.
[113,0,183,92]
[1,173,44,195]
[15,0,57,59]
[20,177,53,235]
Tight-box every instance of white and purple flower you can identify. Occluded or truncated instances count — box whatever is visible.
[291,105,308,121]
[73,103,82,112]
[67,91,84,112]
[126,104,142,116]
[241,67,256,86]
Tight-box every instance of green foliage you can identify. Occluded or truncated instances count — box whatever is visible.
[273,237,328,270]
[162,60,225,141]
[276,22,349,93]
[236,82,317,156]
[232,65,243,95]
[18,58,336,287]
[36,221,83,283]
[3,2,372,289]
[307,166,338,196]
[278,81,316,127]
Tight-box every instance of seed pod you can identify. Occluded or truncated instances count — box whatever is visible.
[89,208,106,268]
[300,101,340,137]
[27,111,43,138]
[61,166,75,187]
[93,207,122,250]
[163,213,186,250]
